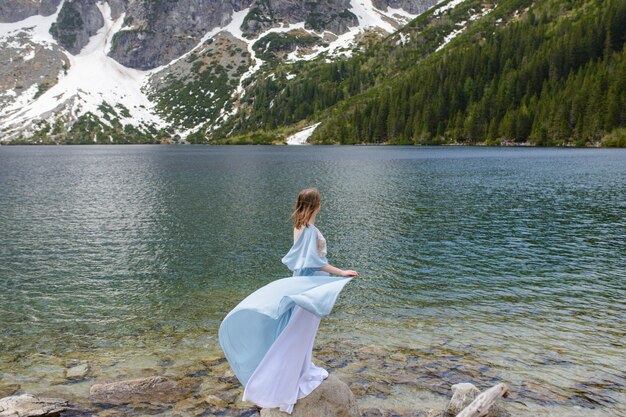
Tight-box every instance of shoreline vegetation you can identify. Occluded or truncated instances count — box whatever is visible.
[2,133,625,147]
[2,125,625,147]
[2,142,624,147]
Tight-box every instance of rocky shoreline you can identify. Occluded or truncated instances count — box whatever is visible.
[0,339,613,416]
[0,376,508,417]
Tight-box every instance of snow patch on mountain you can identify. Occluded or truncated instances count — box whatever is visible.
[286,0,420,62]
[435,4,494,51]
[384,6,419,23]
[0,1,166,138]
[286,28,357,61]
[286,123,320,145]
[0,2,62,48]
[468,5,494,20]
[232,20,307,96]
[350,0,396,32]
[436,21,466,51]
[434,0,468,15]
[396,31,410,45]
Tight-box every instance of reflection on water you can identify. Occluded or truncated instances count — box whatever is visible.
[0,145,625,415]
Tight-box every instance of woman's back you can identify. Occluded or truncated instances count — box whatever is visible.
[294,224,327,258]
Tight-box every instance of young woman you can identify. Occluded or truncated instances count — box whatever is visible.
[219,188,358,413]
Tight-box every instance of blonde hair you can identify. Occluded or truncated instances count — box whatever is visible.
[292,188,321,229]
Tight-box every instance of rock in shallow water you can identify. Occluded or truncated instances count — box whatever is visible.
[204,394,228,409]
[445,383,509,417]
[446,383,481,416]
[361,407,442,417]
[65,363,90,380]
[0,384,20,399]
[260,374,359,417]
[89,376,186,405]
[0,394,69,417]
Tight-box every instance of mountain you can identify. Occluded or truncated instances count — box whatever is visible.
[0,0,437,143]
[1,0,624,146]
[216,0,626,147]
[308,0,626,146]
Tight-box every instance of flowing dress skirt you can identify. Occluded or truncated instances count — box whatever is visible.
[219,275,352,413]
[243,305,329,413]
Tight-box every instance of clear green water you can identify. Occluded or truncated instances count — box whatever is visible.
[0,145,624,415]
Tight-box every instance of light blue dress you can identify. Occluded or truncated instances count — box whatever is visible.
[218,224,352,411]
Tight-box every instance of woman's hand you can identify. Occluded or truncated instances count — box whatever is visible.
[320,264,359,277]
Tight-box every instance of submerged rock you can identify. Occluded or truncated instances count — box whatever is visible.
[0,393,69,417]
[65,363,90,380]
[260,374,359,417]
[0,384,20,399]
[360,408,385,417]
[360,407,437,417]
[205,394,228,409]
[89,376,186,405]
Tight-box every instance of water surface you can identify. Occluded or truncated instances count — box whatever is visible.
[0,145,624,415]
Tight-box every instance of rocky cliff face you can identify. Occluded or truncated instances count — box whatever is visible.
[106,0,359,70]
[240,0,359,38]
[49,0,104,54]
[374,0,439,14]
[0,0,439,70]
[22,0,436,70]
[108,0,249,70]
[0,31,68,114]
[0,0,62,23]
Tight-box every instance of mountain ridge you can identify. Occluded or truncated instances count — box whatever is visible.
[213,0,626,147]
[0,0,436,143]
[1,0,624,146]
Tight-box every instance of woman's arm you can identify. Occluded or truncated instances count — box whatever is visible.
[320,264,358,277]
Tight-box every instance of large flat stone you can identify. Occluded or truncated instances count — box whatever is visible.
[89,376,185,405]
[0,394,69,417]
